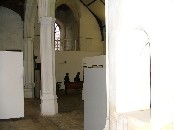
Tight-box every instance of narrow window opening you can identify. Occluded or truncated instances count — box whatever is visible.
[55,23,60,51]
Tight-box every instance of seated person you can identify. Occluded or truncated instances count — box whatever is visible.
[64,73,70,85]
[74,72,80,82]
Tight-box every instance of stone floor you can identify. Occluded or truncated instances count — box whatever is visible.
[0,89,84,130]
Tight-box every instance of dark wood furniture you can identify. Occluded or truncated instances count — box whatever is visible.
[65,81,83,95]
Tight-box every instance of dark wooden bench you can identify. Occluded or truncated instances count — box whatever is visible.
[65,82,83,95]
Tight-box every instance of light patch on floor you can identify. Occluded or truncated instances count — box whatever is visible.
[50,111,83,130]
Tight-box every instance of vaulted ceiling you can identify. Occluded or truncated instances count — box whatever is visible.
[0,0,105,22]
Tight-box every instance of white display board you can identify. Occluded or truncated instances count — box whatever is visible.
[84,68,106,130]
[83,55,106,68]
[0,51,24,119]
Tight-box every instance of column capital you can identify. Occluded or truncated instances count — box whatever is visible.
[39,17,56,25]
[38,0,55,18]
[26,0,35,7]
[24,38,33,42]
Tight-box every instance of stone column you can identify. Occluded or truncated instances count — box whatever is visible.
[107,0,118,129]
[39,17,58,115]
[24,38,34,98]
[150,2,174,129]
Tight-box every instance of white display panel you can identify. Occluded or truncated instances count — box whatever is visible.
[0,51,24,119]
[84,68,106,130]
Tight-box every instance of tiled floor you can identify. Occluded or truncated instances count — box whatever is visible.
[0,89,84,130]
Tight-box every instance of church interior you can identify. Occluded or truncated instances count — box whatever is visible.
[0,0,106,129]
[1,0,174,130]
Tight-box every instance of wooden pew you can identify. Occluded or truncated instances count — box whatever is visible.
[65,82,83,95]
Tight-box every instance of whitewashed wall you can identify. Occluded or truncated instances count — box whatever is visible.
[0,6,23,51]
[107,0,174,129]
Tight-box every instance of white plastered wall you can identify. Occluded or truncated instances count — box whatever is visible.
[107,0,174,129]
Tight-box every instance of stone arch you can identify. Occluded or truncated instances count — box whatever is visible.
[0,6,23,51]
[55,1,80,51]
[0,6,22,21]
[55,0,80,22]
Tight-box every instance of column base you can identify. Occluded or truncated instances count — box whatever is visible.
[41,93,58,115]
[24,84,34,98]
[103,117,109,130]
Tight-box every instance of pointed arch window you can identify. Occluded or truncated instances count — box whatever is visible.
[55,23,60,51]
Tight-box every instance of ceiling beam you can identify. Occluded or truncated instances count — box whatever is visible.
[100,0,105,5]
[87,0,97,6]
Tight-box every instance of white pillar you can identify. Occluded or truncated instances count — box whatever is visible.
[150,2,174,129]
[107,0,118,129]
[24,38,34,98]
[39,17,58,115]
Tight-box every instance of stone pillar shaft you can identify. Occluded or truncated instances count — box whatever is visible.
[39,17,58,115]
[107,0,118,129]
[24,38,34,98]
